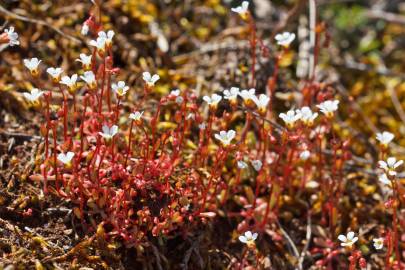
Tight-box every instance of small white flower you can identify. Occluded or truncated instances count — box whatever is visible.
[297,107,318,126]
[142,72,160,87]
[99,125,119,140]
[239,231,258,245]
[239,88,256,105]
[112,81,129,96]
[81,24,89,36]
[237,160,248,169]
[89,36,107,53]
[46,67,63,82]
[170,89,181,96]
[214,130,236,146]
[129,111,144,122]
[23,88,44,102]
[275,32,296,47]
[231,1,249,19]
[279,109,301,128]
[60,74,78,91]
[300,150,311,161]
[98,30,115,47]
[170,89,184,104]
[80,71,97,89]
[24,58,41,75]
[203,93,222,108]
[378,157,403,176]
[57,152,74,165]
[379,173,392,187]
[251,160,262,171]
[338,231,358,247]
[76,53,92,69]
[3,27,19,46]
[253,94,270,114]
[223,87,240,102]
[199,123,206,130]
[373,237,384,250]
[317,100,339,118]
[376,132,394,147]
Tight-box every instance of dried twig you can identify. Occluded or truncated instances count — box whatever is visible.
[0,130,41,141]
[270,0,307,39]
[0,4,82,44]
[276,219,301,269]
[388,83,405,128]
[308,0,316,80]
[297,212,312,269]
[365,10,405,26]
[331,58,405,80]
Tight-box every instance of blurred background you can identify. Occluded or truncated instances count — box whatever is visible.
[1,0,405,154]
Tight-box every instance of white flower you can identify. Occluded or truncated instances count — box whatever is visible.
[378,157,403,176]
[142,72,160,87]
[76,53,92,69]
[376,132,394,147]
[279,109,301,128]
[89,36,107,53]
[239,88,256,106]
[251,160,262,171]
[231,1,249,19]
[199,123,206,130]
[112,81,129,97]
[170,89,180,96]
[57,152,74,165]
[223,87,240,102]
[373,237,384,250]
[297,106,318,125]
[99,125,119,140]
[24,58,41,76]
[60,74,78,91]
[81,24,89,36]
[253,94,270,114]
[203,93,222,108]
[239,231,257,246]
[98,30,115,47]
[300,150,311,161]
[379,173,392,188]
[46,67,63,82]
[23,88,44,102]
[317,100,339,118]
[214,130,236,146]
[338,231,358,247]
[80,71,97,89]
[275,32,296,47]
[129,111,144,122]
[237,160,248,169]
[3,27,19,46]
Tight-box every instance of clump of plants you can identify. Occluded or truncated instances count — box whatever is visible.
[3,0,402,268]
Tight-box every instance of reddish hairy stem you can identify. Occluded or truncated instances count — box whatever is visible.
[124,120,135,167]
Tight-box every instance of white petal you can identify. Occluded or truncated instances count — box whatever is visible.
[394,160,403,168]
[102,125,110,135]
[337,234,347,242]
[110,125,118,136]
[239,236,247,243]
[252,232,258,240]
[241,1,249,10]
